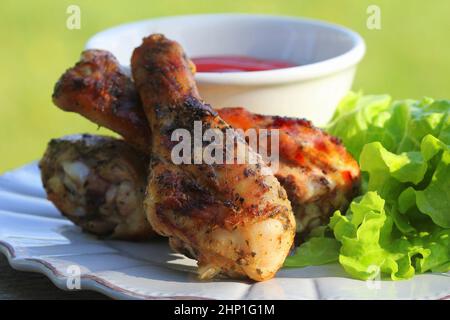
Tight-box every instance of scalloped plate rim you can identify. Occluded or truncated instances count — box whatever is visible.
[0,162,449,300]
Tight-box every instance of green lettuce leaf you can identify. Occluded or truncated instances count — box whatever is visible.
[284,237,340,267]
[284,93,450,280]
[327,93,450,159]
[415,140,450,228]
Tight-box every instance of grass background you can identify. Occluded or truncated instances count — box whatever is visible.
[0,0,449,173]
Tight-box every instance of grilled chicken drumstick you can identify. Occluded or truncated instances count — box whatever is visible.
[52,50,151,152]
[40,134,155,240]
[52,48,360,236]
[131,34,296,281]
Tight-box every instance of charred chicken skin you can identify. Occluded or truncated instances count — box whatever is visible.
[40,134,155,240]
[217,108,360,234]
[51,48,360,237]
[131,34,296,281]
[52,50,151,153]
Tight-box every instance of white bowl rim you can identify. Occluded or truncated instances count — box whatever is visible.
[86,13,366,86]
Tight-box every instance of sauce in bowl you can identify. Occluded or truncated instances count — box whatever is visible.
[192,56,296,72]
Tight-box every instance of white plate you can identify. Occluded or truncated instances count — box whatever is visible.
[0,162,449,300]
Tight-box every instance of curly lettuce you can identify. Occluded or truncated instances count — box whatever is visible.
[284,93,450,280]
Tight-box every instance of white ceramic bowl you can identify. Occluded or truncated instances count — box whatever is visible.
[86,14,365,125]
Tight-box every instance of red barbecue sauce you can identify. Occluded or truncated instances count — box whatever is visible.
[192,56,296,72]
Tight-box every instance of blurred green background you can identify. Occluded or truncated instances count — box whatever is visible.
[1,0,449,173]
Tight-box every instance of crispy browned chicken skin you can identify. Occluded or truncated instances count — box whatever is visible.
[51,48,360,236]
[218,108,360,234]
[52,50,151,153]
[40,134,155,240]
[131,34,295,281]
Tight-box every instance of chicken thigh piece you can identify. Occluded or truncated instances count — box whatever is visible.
[131,34,296,281]
[217,108,360,235]
[40,134,155,240]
